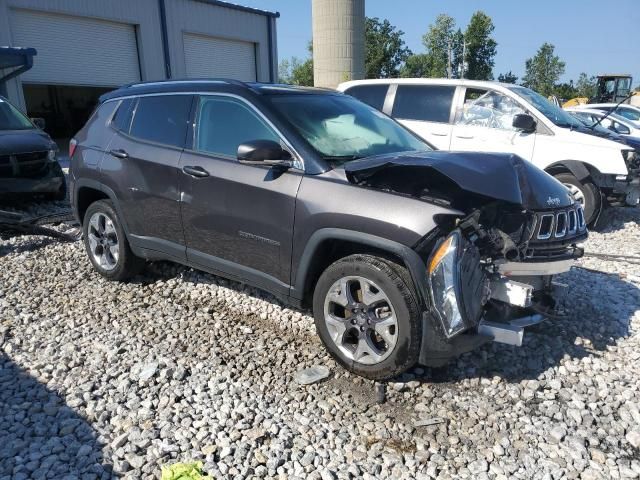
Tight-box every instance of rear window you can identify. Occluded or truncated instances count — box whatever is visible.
[129,95,192,148]
[111,98,135,133]
[392,85,456,123]
[344,84,389,111]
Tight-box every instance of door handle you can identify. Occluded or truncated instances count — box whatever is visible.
[455,135,474,140]
[431,132,449,137]
[182,165,210,178]
[109,149,129,159]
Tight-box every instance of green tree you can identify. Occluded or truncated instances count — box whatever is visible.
[421,14,460,78]
[553,81,577,101]
[575,72,596,98]
[278,43,314,86]
[497,71,518,84]
[522,43,566,97]
[400,54,434,78]
[365,17,412,78]
[463,11,497,80]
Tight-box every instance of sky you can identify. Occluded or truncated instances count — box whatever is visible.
[237,0,640,87]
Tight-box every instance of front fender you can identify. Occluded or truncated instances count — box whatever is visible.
[291,228,430,307]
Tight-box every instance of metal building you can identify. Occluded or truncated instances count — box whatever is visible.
[0,0,278,140]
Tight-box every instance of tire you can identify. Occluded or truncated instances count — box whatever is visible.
[553,173,602,226]
[82,200,144,281]
[312,254,421,380]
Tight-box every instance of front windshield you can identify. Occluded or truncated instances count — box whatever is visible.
[507,86,584,129]
[266,93,429,163]
[0,98,34,130]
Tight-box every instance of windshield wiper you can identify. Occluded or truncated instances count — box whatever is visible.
[591,92,635,130]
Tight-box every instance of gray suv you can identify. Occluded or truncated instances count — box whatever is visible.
[69,80,587,380]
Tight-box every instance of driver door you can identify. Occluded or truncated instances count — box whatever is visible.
[179,95,303,295]
[450,88,536,161]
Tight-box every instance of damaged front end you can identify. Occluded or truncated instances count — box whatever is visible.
[345,151,588,365]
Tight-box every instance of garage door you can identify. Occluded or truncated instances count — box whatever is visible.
[11,9,140,87]
[183,33,256,82]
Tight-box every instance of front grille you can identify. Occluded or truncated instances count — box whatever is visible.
[0,151,49,178]
[533,205,586,241]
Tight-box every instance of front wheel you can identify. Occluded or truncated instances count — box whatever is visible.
[553,173,602,226]
[312,254,421,380]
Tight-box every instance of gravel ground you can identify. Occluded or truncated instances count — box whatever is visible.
[1,201,639,480]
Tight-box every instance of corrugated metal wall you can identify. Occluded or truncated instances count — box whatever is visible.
[163,0,273,82]
[0,0,277,109]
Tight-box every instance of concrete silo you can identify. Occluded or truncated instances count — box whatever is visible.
[312,0,365,88]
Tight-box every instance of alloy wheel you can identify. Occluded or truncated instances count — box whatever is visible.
[563,182,586,208]
[323,275,398,365]
[87,212,120,271]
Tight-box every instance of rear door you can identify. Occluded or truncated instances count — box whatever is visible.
[390,84,456,149]
[101,94,193,260]
[449,87,535,161]
[179,94,303,295]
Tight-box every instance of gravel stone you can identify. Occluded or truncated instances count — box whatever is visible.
[1,201,639,479]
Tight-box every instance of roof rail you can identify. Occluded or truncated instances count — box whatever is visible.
[120,78,248,89]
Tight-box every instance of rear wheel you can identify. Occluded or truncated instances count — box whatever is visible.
[553,172,601,226]
[312,254,421,380]
[83,200,144,281]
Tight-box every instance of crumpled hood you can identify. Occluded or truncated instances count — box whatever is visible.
[344,150,574,210]
[0,129,55,156]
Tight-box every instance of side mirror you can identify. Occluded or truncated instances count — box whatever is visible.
[237,140,293,168]
[31,117,46,129]
[512,113,536,133]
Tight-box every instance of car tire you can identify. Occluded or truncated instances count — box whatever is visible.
[83,200,144,281]
[554,173,601,226]
[312,254,421,380]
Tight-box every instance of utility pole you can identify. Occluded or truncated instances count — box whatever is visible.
[460,39,467,79]
[446,39,452,79]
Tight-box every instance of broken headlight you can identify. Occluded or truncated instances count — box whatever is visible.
[427,230,465,338]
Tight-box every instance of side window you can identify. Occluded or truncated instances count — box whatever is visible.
[195,96,279,157]
[618,108,640,122]
[129,95,192,148]
[455,88,526,131]
[344,84,389,111]
[111,98,135,133]
[392,85,455,123]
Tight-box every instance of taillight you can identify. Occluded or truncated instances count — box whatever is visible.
[69,138,77,159]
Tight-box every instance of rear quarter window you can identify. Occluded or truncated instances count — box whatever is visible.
[111,98,135,133]
[129,95,193,148]
[392,85,456,123]
[344,84,389,111]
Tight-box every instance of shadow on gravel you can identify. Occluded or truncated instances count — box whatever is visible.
[418,266,639,385]
[0,238,58,257]
[0,353,113,479]
[592,206,639,233]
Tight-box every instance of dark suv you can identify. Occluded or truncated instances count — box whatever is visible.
[69,80,587,380]
[0,95,66,199]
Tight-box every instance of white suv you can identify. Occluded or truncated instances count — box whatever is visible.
[338,79,640,225]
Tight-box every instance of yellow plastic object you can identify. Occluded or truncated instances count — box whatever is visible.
[428,235,454,275]
[161,462,213,480]
[562,97,588,108]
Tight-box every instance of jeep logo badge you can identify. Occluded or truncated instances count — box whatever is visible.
[546,196,561,206]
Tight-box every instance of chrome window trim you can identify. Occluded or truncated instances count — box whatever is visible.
[102,91,304,170]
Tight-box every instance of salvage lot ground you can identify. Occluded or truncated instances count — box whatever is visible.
[1,202,639,480]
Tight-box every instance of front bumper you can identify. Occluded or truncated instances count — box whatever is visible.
[0,163,64,195]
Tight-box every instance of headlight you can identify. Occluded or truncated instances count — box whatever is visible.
[428,231,465,337]
[47,149,57,162]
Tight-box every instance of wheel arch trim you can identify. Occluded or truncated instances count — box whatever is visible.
[291,228,429,307]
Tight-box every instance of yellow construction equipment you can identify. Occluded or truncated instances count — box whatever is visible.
[562,74,640,108]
